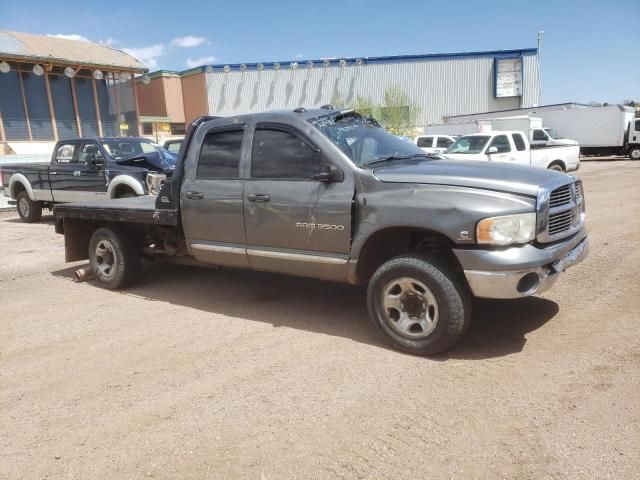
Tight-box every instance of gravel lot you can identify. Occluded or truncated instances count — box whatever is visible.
[1,160,639,479]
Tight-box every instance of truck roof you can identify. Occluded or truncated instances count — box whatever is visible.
[56,136,156,143]
[461,131,522,136]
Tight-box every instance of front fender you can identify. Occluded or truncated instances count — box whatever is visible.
[350,184,536,259]
[107,174,146,198]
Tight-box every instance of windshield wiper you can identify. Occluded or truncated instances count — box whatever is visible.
[362,153,426,167]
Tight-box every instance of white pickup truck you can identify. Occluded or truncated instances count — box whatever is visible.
[442,131,580,172]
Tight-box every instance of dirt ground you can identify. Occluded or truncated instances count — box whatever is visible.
[1,160,639,479]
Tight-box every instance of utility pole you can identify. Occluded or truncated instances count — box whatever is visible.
[537,30,544,106]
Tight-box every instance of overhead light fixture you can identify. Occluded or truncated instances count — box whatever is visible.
[290,62,298,70]
[205,65,213,73]
[355,58,364,66]
[223,65,231,73]
[257,63,264,71]
[64,66,77,78]
[273,62,280,71]
[0,61,10,73]
[339,59,347,68]
[93,69,104,80]
[307,60,314,69]
[322,59,330,68]
[32,64,44,76]
[140,74,151,85]
[240,64,247,72]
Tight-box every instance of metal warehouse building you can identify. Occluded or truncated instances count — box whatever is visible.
[136,47,541,133]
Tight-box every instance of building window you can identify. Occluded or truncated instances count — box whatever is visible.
[49,74,78,138]
[170,123,186,135]
[142,123,154,135]
[0,68,29,140]
[21,71,54,140]
[74,77,99,137]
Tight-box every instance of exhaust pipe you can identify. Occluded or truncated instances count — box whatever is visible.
[74,267,94,282]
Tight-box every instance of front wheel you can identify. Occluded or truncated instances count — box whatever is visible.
[367,254,471,356]
[629,147,640,160]
[88,227,141,289]
[16,191,42,223]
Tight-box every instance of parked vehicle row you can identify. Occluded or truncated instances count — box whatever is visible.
[0,137,176,222]
[52,108,589,356]
[442,131,580,172]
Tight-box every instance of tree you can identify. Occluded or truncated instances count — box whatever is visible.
[353,86,421,137]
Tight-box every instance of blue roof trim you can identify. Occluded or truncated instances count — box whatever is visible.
[153,48,538,76]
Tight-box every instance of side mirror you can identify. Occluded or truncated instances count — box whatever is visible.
[311,164,343,183]
[487,146,498,154]
[90,154,105,170]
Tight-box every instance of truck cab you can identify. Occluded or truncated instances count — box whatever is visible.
[530,128,578,147]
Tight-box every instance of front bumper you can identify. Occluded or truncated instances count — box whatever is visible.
[454,229,589,299]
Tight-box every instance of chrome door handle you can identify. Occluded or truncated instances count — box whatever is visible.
[185,191,204,200]
[247,193,270,202]
[49,171,57,175]
[73,170,81,176]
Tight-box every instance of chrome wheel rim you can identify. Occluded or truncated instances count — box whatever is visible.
[18,197,29,217]
[95,240,117,280]
[631,149,640,160]
[382,277,439,339]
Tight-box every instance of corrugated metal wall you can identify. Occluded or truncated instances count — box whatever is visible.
[204,53,540,125]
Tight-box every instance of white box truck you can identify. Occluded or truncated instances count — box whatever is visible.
[533,105,640,159]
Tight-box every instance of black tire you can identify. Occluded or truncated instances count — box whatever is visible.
[548,162,565,172]
[16,190,42,223]
[88,226,141,289]
[629,147,640,160]
[367,254,471,356]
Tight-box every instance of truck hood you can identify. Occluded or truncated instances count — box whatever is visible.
[372,159,564,197]
[115,151,177,172]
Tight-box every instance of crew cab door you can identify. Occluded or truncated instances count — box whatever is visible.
[180,123,250,268]
[49,141,108,202]
[243,122,353,281]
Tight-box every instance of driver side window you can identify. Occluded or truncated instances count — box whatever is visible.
[488,135,511,153]
[251,126,322,179]
[77,142,102,164]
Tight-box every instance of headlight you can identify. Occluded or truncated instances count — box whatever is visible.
[476,212,536,246]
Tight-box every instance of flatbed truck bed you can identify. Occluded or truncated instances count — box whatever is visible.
[54,196,178,227]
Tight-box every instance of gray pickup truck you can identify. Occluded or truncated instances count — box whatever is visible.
[53,108,589,355]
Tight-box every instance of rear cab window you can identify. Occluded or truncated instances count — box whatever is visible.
[197,129,244,179]
[55,143,77,164]
[512,133,527,151]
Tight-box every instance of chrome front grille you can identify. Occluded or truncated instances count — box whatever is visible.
[549,184,572,207]
[537,179,585,243]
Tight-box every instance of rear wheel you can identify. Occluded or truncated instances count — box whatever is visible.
[629,147,640,160]
[88,227,141,289]
[367,254,471,356]
[16,191,42,223]
[548,162,565,172]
